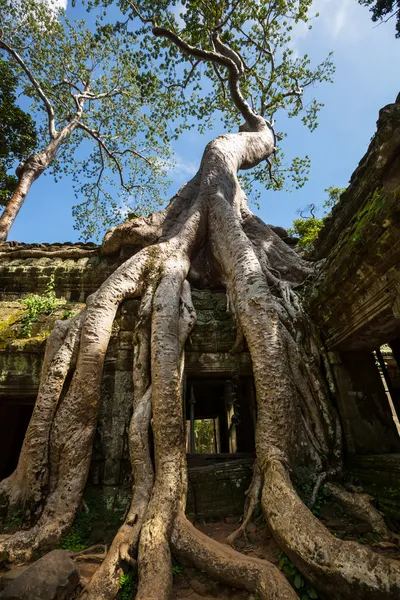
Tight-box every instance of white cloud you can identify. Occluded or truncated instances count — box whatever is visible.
[289,0,364,53]
[45,0,68,12]
[169,153,198,180]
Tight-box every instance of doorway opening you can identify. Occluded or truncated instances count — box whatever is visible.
[0,399,34,480]
[375,343,400,436]
[184,377,256,464]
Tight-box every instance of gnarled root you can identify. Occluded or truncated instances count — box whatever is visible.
[2,115,400,600]
[226,462,261,547]
[262,459,400,600]
[324,482,390,538]
[172,512,298,600]
[0,248,155,561]
[0,312,84,522]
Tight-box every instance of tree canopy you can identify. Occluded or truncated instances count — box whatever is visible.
[359,0,400,37]
[0,0,336,238]
[288,185,345,252]
[0,0,191,239]
[89,0,335,201]
[0,58,37,207]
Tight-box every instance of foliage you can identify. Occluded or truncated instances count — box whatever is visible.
[288,186,345,253]
[359,0,400,37]
[90,0,335,198]
[58,490,123,552]
[118,571,136,600]
[0,57,37,206]
[278,552,319,599]
[62,310,75,320]
[194,419,216,453]
[289,216,324,253]
[20,275,61,337]
[171,557,184,576]
[0,0,187,239]
[0,508,24,533]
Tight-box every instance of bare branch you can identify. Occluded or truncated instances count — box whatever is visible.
[266,158,280,187]
[0,39,57,139]
[161,59,200,91]
[152,25,260,127]
[264,87,303,112]
[78,88,128,101]
[77,122,152,193]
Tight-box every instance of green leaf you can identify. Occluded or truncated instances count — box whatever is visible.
[294,573,303,589]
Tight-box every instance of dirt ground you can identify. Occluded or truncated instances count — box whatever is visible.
[172,518,281,600]
[2,513,399,599]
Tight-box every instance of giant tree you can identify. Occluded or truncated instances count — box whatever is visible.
[0,0,178,241]
[1,2,399,600]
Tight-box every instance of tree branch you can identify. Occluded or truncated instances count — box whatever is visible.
[77,122,152,193]
[0,39,57,139]
[266,158,280,187]
[152,25,260,128]
[125,0,261,128]
[264,87,303,112]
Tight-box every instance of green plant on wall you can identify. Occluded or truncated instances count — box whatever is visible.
[19,275,62,337]
[288,186,345,253]
[278,552,319,599]
[118,571,136,600]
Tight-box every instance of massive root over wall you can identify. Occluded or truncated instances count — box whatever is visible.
[0,111,399,600]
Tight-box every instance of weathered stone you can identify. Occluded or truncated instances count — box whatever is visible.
[247,531,259,545]
[225,515,240,524]
[0,550,79,600]
[0,566,29,592]
[189,578,208,596]
[246,521,257,533]
[308,96,400,353]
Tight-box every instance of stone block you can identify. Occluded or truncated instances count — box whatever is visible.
[0,550,79,600]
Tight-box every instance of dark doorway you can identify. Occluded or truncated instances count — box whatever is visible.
[0,399,34,480]
[184,377,256,457]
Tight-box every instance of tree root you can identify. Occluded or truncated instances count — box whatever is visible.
[136,271,194,600]
[0,312,84,522]
[226,462,261,547]
[73,545,108,562]
[0,248,155,561]
[172,512,298,600]
[262,458,400,600]
[324,482,390,538]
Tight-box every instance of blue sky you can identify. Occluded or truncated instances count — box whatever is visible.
[7,0,400,243]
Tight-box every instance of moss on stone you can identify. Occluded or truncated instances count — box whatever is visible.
[0,300,84,349]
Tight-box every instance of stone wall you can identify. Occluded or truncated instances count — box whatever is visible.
[0,258,252,515]
[307,94,400,460]
[308,95,400,352]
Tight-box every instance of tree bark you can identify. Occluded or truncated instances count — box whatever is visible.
[0,155,45,241]
[0,119,79,241]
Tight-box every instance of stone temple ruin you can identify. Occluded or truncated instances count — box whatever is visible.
[0,96,399,549]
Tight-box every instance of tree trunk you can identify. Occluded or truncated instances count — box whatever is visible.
[1,119,399,600]
[0,120,79,241]
[0,155,45,241]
